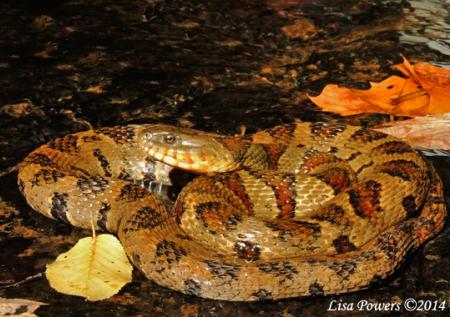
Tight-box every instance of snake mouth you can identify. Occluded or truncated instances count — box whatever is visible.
[147,168,196,204]
[140,159,196,204]
[146,146,214,172]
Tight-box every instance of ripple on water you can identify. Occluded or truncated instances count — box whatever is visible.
[398,0,450,61]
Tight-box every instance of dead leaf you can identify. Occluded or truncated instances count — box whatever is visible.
[373,113,450,150]
[46,234,133,301]
[0,297,46,316]
[309,57,450,117]
[32,15,54,30]
[0,101,45,118]
[180,304,199,317]
[0,197,19,218]
[177,117,195,128]
[172,21,200,29]
[394,57,450,114]
[238,74,274,86]
[283,308,296,317]
[267,0,306,12]
[33,50,51,59]
[110,98,129,105]
[216,39,243,48]
[85,85,104,94]
[282,18,317,40]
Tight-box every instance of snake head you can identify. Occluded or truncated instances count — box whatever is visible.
[138,124,243,173]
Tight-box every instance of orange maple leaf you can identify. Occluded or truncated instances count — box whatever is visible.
[308,56,450,117]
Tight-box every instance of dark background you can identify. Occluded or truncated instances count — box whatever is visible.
[0,0,449,316]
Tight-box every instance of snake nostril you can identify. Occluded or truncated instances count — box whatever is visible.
[144,132,153,141]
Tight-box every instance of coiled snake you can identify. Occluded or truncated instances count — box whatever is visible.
[18,122,446,301]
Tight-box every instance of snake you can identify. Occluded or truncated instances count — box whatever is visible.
[17,121,446,301]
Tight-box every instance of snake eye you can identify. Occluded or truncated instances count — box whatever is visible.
[164,134,176,144]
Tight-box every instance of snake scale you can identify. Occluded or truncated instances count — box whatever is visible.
[18,121,446,301]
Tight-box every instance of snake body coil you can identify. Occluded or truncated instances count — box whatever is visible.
[18,122,446,301]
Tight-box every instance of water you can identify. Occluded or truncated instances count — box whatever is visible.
[400,0,450,64]
[0,0,449,315]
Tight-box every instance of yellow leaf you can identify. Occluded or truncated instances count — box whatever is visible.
[46,234,132,301]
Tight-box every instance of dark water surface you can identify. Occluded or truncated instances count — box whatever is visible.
[0,0,449,316]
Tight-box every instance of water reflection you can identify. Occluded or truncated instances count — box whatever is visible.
[400,0,450,63]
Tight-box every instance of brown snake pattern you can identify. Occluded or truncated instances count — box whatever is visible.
[18,122,446,301]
